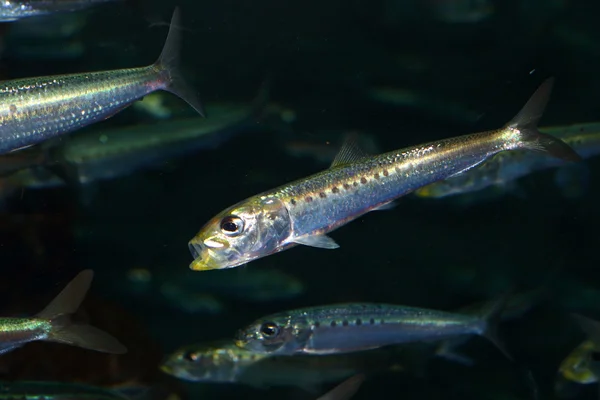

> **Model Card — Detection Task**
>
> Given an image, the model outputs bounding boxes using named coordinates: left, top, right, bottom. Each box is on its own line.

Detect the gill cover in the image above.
left=189, top=196, right=292, bottom=270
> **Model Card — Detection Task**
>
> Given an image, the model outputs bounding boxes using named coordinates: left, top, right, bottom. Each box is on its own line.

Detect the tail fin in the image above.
left=37, top=270, right=127, bottom=354
left=507, top=78, right=581, bottom=162
left=480, top=292, right=541, bottom=399
left=155, top=7, right=205, bottom=117
left=479, top=290, right=513, bottom=361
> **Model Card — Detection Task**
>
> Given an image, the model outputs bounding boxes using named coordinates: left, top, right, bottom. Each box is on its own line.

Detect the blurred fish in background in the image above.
left=0, top=0, right=120, bottom=22
left=0, top=86, right=293, bottom=204
left=556, top=315, right=600, bottom=398
left=426, top=0, right=494, bottom=23
left=162, top=340, right=396, bottom=392
left=114, top=267, right=305, bottom=315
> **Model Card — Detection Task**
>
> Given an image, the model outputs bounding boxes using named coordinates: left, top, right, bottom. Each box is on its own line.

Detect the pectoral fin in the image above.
left=292, top=235, right=339, bottom=249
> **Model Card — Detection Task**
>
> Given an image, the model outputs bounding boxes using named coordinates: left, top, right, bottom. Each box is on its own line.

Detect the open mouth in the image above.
left=188, top=241, right=203, bottom=260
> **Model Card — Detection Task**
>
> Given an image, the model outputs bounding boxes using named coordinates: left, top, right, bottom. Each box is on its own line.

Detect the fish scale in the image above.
left=269, top=128, right=519, bottom=238
left=0, top=68, right=162, bottom=153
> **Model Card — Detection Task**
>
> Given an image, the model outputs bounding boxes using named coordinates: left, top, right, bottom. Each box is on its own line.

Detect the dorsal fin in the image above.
left=330, top=132, right=369, bottom=168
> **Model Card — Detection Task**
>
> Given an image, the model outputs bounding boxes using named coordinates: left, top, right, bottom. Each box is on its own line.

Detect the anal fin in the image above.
left=292, top=235, right=339, bottom=249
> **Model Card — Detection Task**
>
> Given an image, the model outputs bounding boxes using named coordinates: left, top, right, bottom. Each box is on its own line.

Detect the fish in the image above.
left=558, top=339, right=598, bottom=386
left=116, top=267, right=303, bottom=314
left=159, top=283, right=225, bottom=314
left=427, top=0, right=494, bottom=23
left=0, top=269, right=126, bottom=355
left=40, top=84, right=272, bottom=186
left=415, top=122, right=600, bottom=199
left=558, top=314, right=600, bottom=385
left=0, top=0, right=119, bottom=22
left=0, top=381, right=129, bottom=400
left=162, top=268, right=304, bottom=303
left=188, top=78, right=580, bottom=271
left=367, top=86, right=482, bottom=124
left=0, top=147, right=47, bottom=177
left=0, top=7, right=203, bottom=154
left=0, top=94, right=279, bottom=203
left=316, top=374, right=365, bottom=400
left=161, top=340, right=397, bottom=391
left=234, top=298, right=510, bottom=358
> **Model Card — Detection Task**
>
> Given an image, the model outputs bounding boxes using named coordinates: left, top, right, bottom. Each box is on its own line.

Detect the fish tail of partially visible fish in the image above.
left=36, top=270, right=127, bottom=354
left=153, top=7, right=205, bottom=117
left=477, top=290, right=513, bottom=361
left=480, top=291, right=541, bottom=400
left=506, top=78, right=581, bottom=163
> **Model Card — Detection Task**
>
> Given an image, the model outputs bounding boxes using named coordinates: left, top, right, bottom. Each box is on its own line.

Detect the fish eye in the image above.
left=220, top=216, right=244, bottom=236
left=183, top=351, right=200, bottom=362
left=259, top=322, right=279, bottom=338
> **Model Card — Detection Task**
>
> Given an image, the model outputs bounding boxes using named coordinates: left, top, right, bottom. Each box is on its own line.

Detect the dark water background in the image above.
left=0, top=0, right=600, bottom=399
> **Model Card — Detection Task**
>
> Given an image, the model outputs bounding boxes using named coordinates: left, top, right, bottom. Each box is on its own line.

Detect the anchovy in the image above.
left=188, top=79, right=580, bottom=271
left=0, top=8, right=203, bottom=154
left=234, top=301, right=509, bottom=357
left=0, top=269, right=126, bottom=355
left=0, top=0, right=118, bottom=21
left=415, top=122, right=600, bottom=198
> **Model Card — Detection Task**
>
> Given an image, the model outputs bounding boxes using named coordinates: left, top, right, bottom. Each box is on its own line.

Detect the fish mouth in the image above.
left=189, top=257, right=220, bottom=271
left=159, top=362, right=173, bottom=375
left=188, top=241, right=201, bottom=259
left=234, top=339, right=247, bottom=348
left=188, top=241, right=220, bottom=271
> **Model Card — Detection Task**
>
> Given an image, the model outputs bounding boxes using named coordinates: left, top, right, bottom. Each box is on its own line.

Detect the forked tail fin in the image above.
left=37, top=270, right=127, bottom=354
left=155, top=7, right=205, bottom=117
left=507, top=78, right=581, bottom=162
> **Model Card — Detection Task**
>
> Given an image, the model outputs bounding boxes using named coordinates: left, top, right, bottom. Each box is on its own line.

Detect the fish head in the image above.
left=558, top=340, right=599, bottom=385
left=161, top=343, right=242, bottom=382
left=235, top=314, right=309, bottom=355
left=188, top=196, right=292, bottom=271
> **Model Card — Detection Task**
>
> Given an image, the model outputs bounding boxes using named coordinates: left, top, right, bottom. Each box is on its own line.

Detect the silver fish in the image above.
left=188, top=78, right=579, bottom=271
left=0, top=8, right=203, bottom=154
left=162, top=340, right=393, bottom=391
left=415, top=122, right=600, bottom=199
left=235, top=300, right=509, bottom=358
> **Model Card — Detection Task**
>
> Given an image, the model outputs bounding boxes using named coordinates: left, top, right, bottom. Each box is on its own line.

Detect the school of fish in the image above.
left=0, top=2, right=598, bottom=400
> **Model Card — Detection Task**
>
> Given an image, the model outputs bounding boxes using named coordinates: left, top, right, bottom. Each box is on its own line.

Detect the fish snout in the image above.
left=188, top=241, right=221, bottom=271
